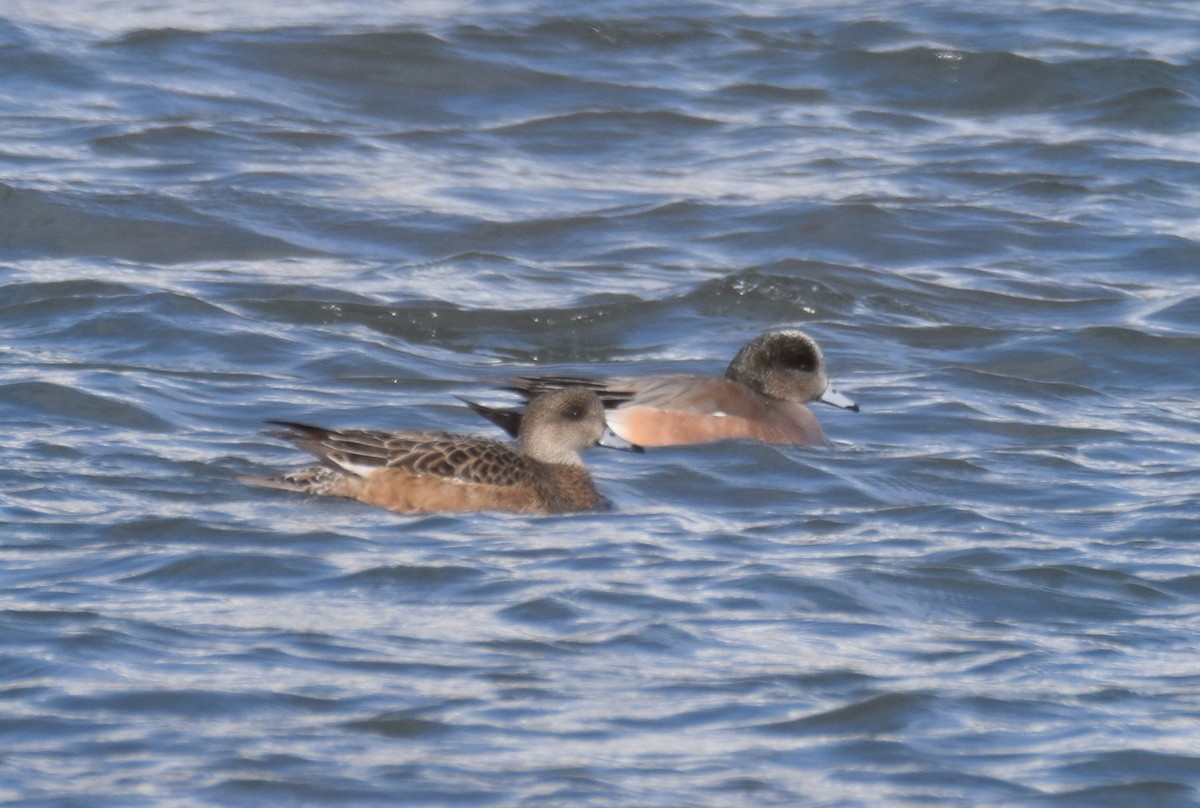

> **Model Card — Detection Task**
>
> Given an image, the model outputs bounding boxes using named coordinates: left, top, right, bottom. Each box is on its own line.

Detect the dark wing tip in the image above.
left=502, top=376, right=635, bottom=410
left=261, top=420, right=331, bottom=443
left=457, top=397, right=523, bottom=439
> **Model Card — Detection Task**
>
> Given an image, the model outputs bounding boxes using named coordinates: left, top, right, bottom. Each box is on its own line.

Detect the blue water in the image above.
left=3, top=1, right=1200, bottom=805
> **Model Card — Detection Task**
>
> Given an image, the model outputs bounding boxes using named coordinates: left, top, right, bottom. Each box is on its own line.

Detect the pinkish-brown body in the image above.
left=277, top=453, right=601, bottom=514
left=603, top=377, right=829, bottom=446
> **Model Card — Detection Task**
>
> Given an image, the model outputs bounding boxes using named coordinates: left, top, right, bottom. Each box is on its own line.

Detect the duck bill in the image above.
left=818, top=385, right=860, bottom=412
left=597, top=426, right=644, bottom=453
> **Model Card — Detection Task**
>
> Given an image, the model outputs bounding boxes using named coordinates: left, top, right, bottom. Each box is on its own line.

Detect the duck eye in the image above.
left=781, top=345, right=817, bottom=372
left=564, top=405, right=585, bottom=420
left=789, top=355, right=815, bottom=372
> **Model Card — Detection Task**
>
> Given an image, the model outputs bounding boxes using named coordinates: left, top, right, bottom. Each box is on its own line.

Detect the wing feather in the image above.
left=268, top=422, right=533, bottom=486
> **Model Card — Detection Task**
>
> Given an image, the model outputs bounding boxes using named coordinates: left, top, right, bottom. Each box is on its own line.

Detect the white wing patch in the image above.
left=329, top=455, right=379, bottom=478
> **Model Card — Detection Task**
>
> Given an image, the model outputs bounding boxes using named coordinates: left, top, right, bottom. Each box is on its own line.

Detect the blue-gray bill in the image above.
left=818, top=385, right=859, bottom=413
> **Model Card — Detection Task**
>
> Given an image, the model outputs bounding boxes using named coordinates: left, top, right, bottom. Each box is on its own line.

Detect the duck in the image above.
left=242, top=387, right=638, bottom=514
left=462, top=329, right=857, bottom=447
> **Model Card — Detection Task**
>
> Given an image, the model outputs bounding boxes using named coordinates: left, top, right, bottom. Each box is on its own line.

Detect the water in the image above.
left=3, top=1, right=1200, bottom=805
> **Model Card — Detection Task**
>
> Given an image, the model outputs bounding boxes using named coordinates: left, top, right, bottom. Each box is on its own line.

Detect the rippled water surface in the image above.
left=3, top=1, right=1200, bottom=805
